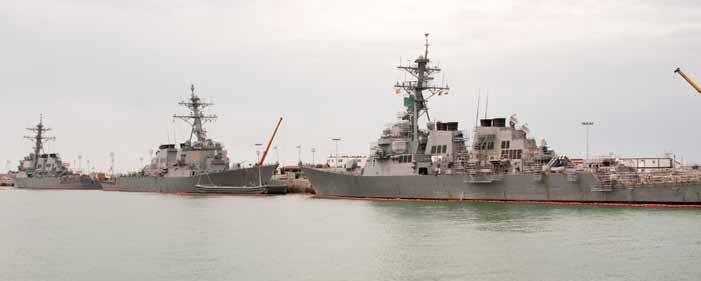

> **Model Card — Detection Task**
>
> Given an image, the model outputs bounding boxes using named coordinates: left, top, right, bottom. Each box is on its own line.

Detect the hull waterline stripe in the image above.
left=312, top=195, right=701, bottom=208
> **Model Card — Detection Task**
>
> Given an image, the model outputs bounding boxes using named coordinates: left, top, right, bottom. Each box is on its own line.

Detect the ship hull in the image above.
left=105, top=165, right=278, bottom=193
left=15, top=176, right=102, bottom=190
left=303, top=168, right=701, bottom=204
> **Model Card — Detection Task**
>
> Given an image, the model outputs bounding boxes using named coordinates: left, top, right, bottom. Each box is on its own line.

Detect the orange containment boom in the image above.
left=674, top=67, right=701, bottom=94
left=259, top=117, right=283, bottom=166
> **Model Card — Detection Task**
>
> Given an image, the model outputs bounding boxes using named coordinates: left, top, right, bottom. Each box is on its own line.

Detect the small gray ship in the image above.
left=104, top=85, right=282, bottom=194
left=304, top=35, right=701, bottom=205
left=15, top=116, right=101, bottom=190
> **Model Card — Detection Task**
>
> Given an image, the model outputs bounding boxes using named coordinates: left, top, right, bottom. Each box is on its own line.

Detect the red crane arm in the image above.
left=259, top=117, right=283, bottom=166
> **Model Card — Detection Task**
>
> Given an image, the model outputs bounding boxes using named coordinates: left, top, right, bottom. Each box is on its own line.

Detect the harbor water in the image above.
left=1, top=190, right=700, bottom=281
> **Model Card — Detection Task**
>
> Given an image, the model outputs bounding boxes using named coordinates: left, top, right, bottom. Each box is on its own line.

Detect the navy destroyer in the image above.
left=304, top=35, right=701, bottom=205
left=15, top=115, right=101, bottom=190
left=104, top=85, right=283, bottom=194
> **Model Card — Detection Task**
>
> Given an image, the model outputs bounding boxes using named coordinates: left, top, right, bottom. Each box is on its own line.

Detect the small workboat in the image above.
left=194, top=184, right=287, bottom=194
left=192, top=117, right=288, bottom=195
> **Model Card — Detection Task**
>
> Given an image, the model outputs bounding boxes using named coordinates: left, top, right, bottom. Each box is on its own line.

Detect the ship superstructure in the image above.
left=363, top=35, right=552, bottom=178
left=143, top=85, right=230, bottom=177
left=17, top=115, right=67, bottom=177
left=364, top=34, right=454, bottom=176
left=469, top=116, right=555, bottom=174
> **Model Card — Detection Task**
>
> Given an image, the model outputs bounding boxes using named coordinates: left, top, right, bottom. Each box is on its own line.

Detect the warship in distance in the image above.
left=15, top=115, right=101, bottom=190
left=303, top=35, right=701, bottom=205
left=105, top=85, right=281, bottom=194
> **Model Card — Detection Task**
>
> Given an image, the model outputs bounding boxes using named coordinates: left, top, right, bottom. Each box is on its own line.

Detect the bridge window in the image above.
left=431, top=145, right=448, bottom=154
left=397, top=155, right=414, bottom=163
left=477, top=135, right=496, bottom=151
left=501, top=149, right=523, bottom=159
left=501, top=140, right=510, bottom=149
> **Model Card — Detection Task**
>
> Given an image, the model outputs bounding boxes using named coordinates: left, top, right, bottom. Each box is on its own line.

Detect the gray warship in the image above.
left=304, top=35, right=701, bottom=205
left=104, top=85, right=282, bottom=194
left=15, top=115, right=101, bottom=190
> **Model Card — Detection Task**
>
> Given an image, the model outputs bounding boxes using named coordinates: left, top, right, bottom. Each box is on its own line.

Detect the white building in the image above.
left=326, top=155, right=367, bottom=169
left=618, top=157, right=675, bottom=173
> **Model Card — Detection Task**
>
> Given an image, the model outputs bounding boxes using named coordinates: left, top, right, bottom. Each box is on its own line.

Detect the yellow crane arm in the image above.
left=674, top=67, right=701, bottom=94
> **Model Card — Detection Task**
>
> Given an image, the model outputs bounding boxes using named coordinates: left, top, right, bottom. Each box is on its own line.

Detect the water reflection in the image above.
left=365, top=200, right=641, bottom=234
left=357, top=199, right=701, bottom=281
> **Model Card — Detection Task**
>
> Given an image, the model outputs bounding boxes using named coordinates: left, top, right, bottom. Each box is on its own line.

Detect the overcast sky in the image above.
left=2, top=0, right=700, bottom=173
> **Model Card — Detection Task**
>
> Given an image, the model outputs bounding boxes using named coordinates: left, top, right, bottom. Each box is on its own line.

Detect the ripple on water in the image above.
left=1, top=191, right=701, bottom=281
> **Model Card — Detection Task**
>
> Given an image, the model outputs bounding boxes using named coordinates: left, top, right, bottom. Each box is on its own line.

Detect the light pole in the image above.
left=255, top=143, right=263, bottom=187
left=332, top=138, right=341, bottom=168
left=581, top=122, right=594, bottom=163
left=274, top=146, right=279, bottom=164
left=311, top=147, right=316, bottom=165
left=110, top=152, right=115, bottom=176
left=296, top=145, right=302, bottom=165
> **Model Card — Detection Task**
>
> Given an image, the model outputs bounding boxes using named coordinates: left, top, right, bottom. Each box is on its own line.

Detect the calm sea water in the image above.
left=1, top=189, right=700, bottom=281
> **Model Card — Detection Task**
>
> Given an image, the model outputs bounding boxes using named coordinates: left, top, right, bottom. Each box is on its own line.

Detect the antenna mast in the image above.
left=24, top=114, right=56, bottom=169
left=394, top=34, right=450, bottom=154
left=173, top=84, right=218, bottom=143
left=484, top=90, right=489, bottom=119
left=475, top=89, right=481, bottom=128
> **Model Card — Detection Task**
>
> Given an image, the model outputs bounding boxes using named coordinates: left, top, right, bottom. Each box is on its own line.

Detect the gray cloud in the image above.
left=2, top=0, right=700, bottom=173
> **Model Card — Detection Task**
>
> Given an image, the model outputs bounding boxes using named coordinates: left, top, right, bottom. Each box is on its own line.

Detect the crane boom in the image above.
left=259, top=117, right=283, bottom=166
left=674, top=67, right=701, bottom=94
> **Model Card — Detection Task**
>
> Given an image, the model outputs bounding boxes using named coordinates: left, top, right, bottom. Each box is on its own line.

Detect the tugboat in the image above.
left=15, top=115, right=101, bottom=190
left=304, top=35, right=701, bottom=205
left=104, top=85, right=283, bottom=194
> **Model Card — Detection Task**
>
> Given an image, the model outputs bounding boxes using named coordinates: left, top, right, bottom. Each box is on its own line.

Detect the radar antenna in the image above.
left=173, top=84, right=218, bottom=143
left=509, top=114, right=519, bottom=128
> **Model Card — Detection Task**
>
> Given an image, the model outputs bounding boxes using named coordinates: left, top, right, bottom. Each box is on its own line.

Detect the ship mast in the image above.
left=173, top=84, right=217, bottom=143
left=394, top=34, right=450, bottom=154
left=24, top=114, right=55, bottom=169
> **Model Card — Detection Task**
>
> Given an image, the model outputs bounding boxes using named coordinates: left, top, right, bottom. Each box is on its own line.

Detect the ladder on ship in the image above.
left=591, top=170, right=614, bottom=192
left=454, top=152, right=468, bottom=173
left=566, top=170, right=578, bottom=182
